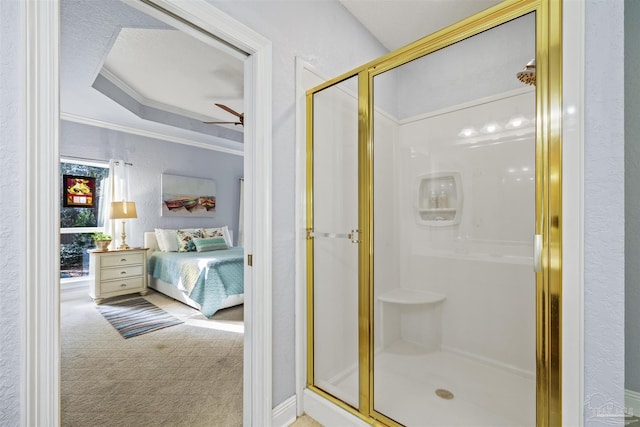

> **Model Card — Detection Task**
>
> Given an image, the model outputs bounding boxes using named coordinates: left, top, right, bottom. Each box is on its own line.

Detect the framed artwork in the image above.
left=63, top=175, right=96, bottom=208
left=161, top=173, right=216, bottom=217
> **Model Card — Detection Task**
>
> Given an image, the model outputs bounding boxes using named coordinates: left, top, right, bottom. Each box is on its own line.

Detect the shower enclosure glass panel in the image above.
left=311, top=76, right=359, bottom=408
left=372, top=14, right=536, bottom=426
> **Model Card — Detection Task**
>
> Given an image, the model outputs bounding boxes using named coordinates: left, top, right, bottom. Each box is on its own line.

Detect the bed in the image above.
left=144, top=231, right=244, bottom=317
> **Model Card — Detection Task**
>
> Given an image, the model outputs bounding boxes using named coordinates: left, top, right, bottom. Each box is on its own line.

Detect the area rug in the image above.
left=96, top=297, right=184, bottom=339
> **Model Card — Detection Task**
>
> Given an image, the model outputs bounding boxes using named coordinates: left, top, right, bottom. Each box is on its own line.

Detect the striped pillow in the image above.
left=201, top=226, right=232, bottom=247
left=192, top=237, right=229, bottom=252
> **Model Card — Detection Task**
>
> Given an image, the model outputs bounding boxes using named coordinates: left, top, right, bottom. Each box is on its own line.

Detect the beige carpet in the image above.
left=61, top=289, right=243, bottom=427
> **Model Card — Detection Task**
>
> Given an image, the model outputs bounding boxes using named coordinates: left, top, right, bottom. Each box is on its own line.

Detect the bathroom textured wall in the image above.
left=60, top=120, right=244, bottom=248
left=0, top=0, right=23, bottom=424
left=584, top=0, right=625, bottom=421
left=208, top=0, right=388, bottom=405
left=626, top=0, right=640, bottom=395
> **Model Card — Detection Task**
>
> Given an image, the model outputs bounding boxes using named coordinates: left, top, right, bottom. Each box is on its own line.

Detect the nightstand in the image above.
left=88, top=248, right=148, bottom=304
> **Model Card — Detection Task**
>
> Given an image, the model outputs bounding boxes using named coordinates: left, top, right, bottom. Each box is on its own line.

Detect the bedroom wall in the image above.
left=60, top=120, right=244, bottom=248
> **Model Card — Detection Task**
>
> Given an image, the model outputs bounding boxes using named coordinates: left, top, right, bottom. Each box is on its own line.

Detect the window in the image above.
left=60, top=159, right=109, bottom=280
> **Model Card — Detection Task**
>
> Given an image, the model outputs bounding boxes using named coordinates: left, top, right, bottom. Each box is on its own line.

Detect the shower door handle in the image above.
left=310, top=231, right=350, bottom=239
left=533, top=234, right=543, bottom=272
left=308, top=229, right=360, bottom=244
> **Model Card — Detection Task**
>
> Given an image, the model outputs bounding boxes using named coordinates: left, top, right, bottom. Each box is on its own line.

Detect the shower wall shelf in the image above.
left=416, top=172, right=462, bottom=226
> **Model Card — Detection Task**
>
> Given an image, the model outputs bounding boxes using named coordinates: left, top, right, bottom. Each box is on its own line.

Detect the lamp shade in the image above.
left=109, top=201, right=137, bottom=219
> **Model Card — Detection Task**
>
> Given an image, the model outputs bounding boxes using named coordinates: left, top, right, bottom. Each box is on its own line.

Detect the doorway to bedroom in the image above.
left=59, top=0, right=248, bottom=424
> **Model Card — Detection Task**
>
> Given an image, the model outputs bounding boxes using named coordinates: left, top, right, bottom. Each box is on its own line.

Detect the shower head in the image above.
left=516, top=59, right=536, bottom=86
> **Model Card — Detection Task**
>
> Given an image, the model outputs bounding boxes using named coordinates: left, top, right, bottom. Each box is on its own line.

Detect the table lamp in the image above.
left=109, top=201, right=137, bottom=250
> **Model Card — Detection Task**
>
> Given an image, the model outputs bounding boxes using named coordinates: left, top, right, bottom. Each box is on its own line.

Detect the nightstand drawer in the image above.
left=100, top=265, right=144, bottom=281
left=101, top=277, right=144, bottom=294
left=100, top=253, right=145, bottom=268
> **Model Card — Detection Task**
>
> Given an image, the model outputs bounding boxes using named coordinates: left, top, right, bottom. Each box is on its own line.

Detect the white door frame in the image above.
left=21, top=1, right=273, bottom=426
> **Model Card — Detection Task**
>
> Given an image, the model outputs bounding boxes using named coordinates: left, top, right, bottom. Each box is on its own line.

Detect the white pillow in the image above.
left=155, top=228, right=178, bottom=252
left=201, top=226, right=232, bottom=247
left=155, top=228, right=197, bottom=252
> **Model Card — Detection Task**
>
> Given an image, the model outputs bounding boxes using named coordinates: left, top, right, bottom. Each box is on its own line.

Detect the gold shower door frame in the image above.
left=306, top=0, right=562, bottom=425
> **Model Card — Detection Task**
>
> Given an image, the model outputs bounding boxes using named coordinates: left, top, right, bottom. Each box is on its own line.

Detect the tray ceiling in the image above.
left=102, top=28, right=244, bottom=123
left=61, top=0, right=245, bottom=152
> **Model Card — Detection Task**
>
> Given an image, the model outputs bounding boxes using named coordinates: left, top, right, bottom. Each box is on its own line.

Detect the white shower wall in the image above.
left=391, top=89, right=537, bottom=376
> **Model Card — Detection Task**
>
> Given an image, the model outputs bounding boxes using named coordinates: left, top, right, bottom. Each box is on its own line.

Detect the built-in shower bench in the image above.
left=378, top=289, right=446, bottom=352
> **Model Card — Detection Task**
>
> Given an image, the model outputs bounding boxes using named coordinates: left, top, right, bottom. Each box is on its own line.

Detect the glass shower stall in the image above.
left=306, top=1, right=562, bottom=426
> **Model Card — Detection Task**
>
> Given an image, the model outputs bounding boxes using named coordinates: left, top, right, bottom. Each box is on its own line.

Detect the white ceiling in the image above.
left=340, top=0, right=503, bottom=51
left=103, top=28, right=244, bottom=123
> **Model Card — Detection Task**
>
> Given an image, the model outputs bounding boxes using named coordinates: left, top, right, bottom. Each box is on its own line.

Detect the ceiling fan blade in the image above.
left=215, top=103, right=243, bottom=118
left=203, top=121, right=243, bottom=125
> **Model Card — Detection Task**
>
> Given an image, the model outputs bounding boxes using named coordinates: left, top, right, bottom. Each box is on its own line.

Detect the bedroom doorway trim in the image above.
left=21, top=1, right=273, bottom=426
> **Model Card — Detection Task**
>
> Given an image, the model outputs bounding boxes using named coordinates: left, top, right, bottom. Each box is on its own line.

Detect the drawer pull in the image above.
left=120, top=271, right=127, bottom=275
left=120, top=283, right=127, bottom=287
left=121, top=258, right=127, bottom=262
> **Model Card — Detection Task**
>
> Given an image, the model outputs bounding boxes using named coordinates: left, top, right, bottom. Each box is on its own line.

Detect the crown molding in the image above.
left=60, top=112, right=244, bottom=156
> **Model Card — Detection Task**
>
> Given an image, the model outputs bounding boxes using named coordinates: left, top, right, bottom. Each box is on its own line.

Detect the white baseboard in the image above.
left=303, top=388, right=370, bottom=427
left=626, top=389, right=640, bottom=416
left=272, top=395, right=297, bottom=427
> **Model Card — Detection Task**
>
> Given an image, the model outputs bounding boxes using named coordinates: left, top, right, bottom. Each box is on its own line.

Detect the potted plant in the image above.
left=91, top=232, right=112, bottom=251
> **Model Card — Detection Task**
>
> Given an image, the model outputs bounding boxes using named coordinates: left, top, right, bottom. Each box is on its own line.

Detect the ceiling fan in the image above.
left=204, top=103, right=244, bottom=126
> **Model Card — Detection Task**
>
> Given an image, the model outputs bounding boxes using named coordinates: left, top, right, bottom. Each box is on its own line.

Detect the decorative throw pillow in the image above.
left=176, top=229, right=203, bottom=252
left=192, top=237, right=229, bottom=252
left=201, top=226, right=232, bottom=247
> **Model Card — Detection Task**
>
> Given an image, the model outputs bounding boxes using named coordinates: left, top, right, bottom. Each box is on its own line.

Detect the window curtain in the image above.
left=98, top=159, right=131, bottom=237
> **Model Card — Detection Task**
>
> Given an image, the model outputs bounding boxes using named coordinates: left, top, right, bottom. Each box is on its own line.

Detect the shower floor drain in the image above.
left=435, top=388, right=454, bottom=400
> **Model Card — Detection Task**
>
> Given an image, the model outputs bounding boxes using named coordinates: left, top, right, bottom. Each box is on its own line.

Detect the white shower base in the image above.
left=329, top=340, right=535, bottom=427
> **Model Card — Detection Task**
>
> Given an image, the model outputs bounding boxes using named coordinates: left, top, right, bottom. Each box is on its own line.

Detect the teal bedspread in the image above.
left=147, top=247, right=244, bottom=317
